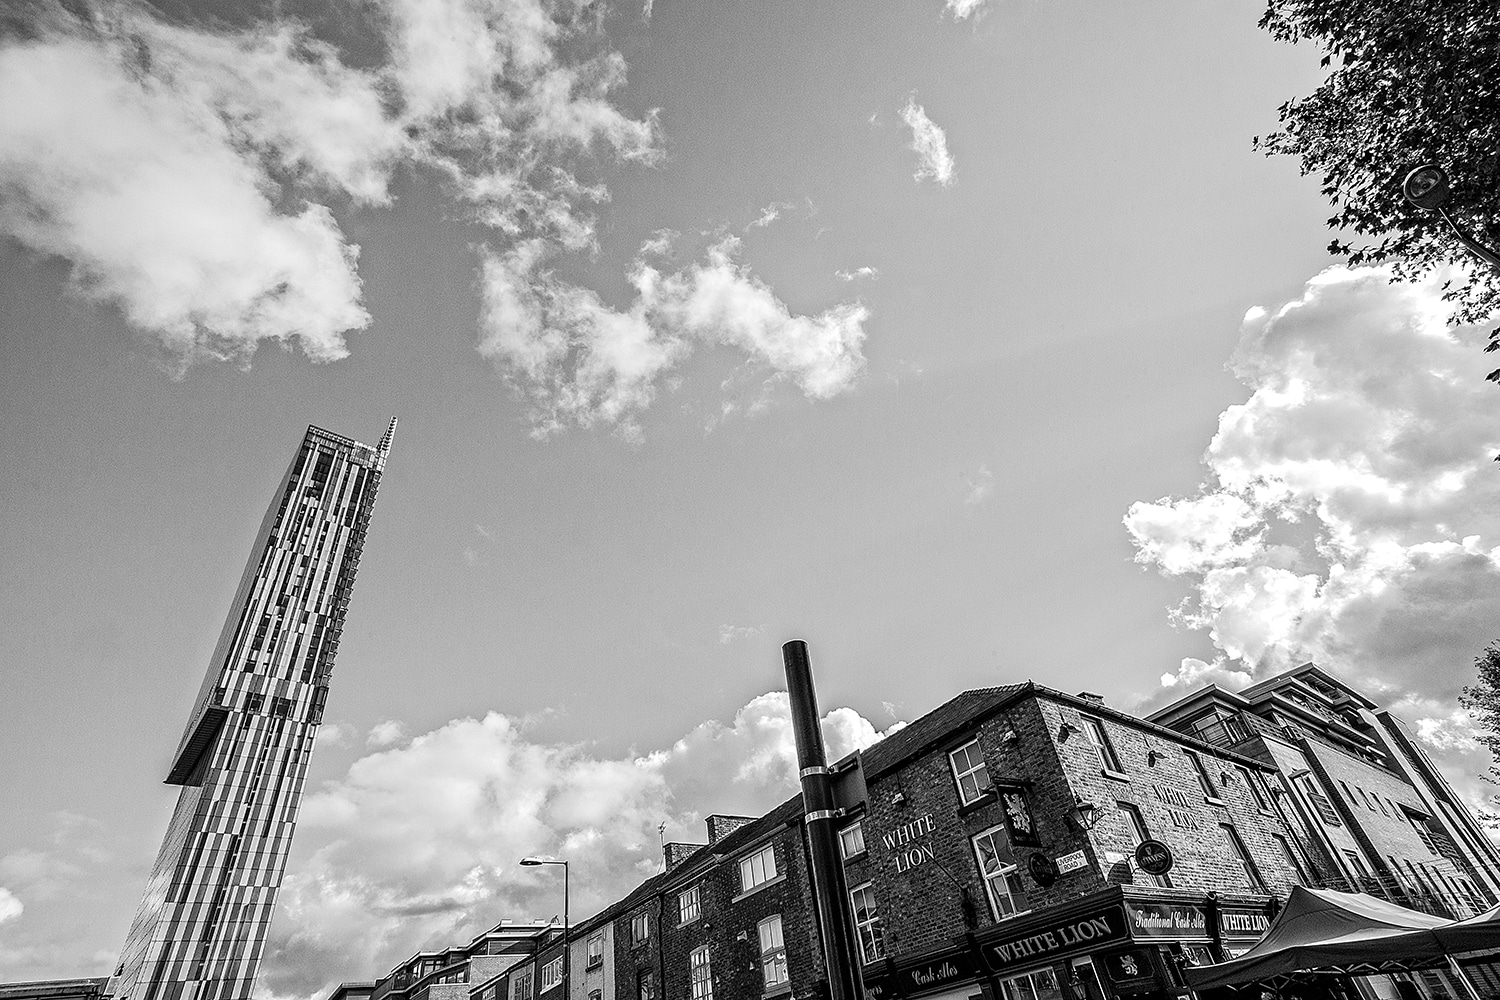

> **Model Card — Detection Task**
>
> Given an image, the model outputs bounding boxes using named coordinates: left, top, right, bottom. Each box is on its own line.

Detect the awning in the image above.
left=1185, top=887, right=1452, bottom=990
left=1434, top=903, right=1500, bottom=954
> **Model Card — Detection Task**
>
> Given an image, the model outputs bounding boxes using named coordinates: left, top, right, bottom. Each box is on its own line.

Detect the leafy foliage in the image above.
left=1257, top=1, right=1500, bottom=326
left=1462, top=643, right=1500, bottom=780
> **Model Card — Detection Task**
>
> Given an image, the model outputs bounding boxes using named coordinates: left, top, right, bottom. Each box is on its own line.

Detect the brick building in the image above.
left=325, top=667, right=1489, bottom=1000
left=1149, top=664, right=1500, bottom=919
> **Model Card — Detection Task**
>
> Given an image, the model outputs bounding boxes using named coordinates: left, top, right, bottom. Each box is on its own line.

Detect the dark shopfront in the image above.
left=863, top=887, right=1277, bottom=1000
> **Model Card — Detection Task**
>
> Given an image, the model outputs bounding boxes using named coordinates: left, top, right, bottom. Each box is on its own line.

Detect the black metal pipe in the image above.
left=783, top=640, right=865, bottom=1000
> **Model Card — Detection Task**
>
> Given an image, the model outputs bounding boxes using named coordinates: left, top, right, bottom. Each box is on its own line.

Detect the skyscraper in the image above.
left=112, top=420, right=396, bottom=1000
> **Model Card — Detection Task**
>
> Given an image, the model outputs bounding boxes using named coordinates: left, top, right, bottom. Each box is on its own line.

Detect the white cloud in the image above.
left=899, top=96, right=956, bottom=187
left=478, top=237, right=869, bottom=439
left=0, top=888, right=22, bottom=924
left=1124, top=265, right=1500, bottom=796
left=0, top=0, right=658, bottom=369
left=747, top=202, right=792, bottom=230
left=314, top=722, right=357, bottom=748
left=945, top=0, right=993, bottom=19
left=964, top=464, right=994, bottom=506
left=835, top=266, right=879, bottom=282
left=366, top=720, right=408, bottom=748
left=718, top=624, right=763, bottom=644
left=261, top=693, right=896, bottom=1000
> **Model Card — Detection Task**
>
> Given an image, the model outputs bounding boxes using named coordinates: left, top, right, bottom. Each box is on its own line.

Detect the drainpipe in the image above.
left=783, top=640, right=865, bottom=1000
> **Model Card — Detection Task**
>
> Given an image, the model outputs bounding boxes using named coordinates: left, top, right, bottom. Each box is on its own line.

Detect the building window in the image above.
left=678, top=884, right=701, bottom=924
left=1271, top=833, right=1309, bottom=884
left=689, top=946, right=713, bottom=1000
left=972, top=825, right=1027, bottom=920
left=1081, top=716, right=1122, bottom=773
left=758, top=914, right=790, bottom=988
left=541, top=958, right=563, bottom=993
left=513, top=969, right=533, bottom=1000
left=1296, top=774, right=1342, bottom=826
left=586, top=933, right=603, bottom=969
left=1239, top=766, right=1270, bottom=811
left=949, top=738, right=992, bottom=805
left=740, top=844, right=778, bottom=892
left=1185, top=750, right=1221, bottom=801
left=849, top=882, right=885, bottom=964
left=1219, top=824, right=1266, bottom=892
left=636, top=971, right=654, bottom=1000
left=1117, top=802, right=1170, bottom=888
left=589, top=992, right=601, bottom=1000
left=998, top=967, right=1061, bottom=1000
left=630, top=911, right=649, bottom=945
left=839, top=821, right=866, bottom=860
left=1339, top=780, right=1358, bottom=806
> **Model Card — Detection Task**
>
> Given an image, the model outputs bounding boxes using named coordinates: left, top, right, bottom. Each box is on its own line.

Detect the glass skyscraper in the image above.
left=112, top=420, right=395, bottom=1000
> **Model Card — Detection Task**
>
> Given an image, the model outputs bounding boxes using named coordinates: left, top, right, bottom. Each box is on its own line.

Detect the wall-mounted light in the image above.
left=891, top=790, right=907, bottom=807
left=1147, top=749, right=1164, bottom=766
left=1068, top=797, right=1104, bottom=831
left=1058, top=721, right=1078, bottom=740
left=1000, top=729, right=1019, bottom=745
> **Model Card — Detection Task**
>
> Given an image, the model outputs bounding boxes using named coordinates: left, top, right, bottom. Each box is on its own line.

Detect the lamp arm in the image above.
left=1437, top=206, right=1500, bottom=270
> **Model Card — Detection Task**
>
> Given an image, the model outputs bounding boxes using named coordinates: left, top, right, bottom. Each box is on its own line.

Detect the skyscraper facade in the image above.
left=112, top=421, right=396, bottom=1000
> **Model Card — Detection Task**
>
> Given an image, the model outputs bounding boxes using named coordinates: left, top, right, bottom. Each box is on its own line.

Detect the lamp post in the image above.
left=521, top=857, right=569, bottom=1000
left=1401, top=164, right=1500, bottom=270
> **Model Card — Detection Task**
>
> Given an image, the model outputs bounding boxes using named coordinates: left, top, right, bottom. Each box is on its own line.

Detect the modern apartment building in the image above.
left=111, top=420, right=396, bottom=1000
left=1150, top=663, right=1500, bottom=920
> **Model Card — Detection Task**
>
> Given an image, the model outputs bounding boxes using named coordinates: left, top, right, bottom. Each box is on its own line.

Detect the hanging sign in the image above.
left=1134, top=839, right=1174, bottom=876
left=1027, top=853, right=1059, bottom=887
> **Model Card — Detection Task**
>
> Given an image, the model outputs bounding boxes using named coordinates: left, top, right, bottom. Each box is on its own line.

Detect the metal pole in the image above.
left=1445, top=955, right=1483, bottom=1000
left=563, top=861, right=571, bottom=1000
left=783, top=640, right=865, bottom=1000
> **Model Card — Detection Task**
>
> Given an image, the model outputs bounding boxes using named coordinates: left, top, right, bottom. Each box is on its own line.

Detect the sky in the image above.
left=2, top=0, right=1498, bottom=996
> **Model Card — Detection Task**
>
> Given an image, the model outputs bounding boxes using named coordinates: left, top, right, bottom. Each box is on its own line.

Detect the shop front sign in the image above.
left=1218, top=908, right=1272, bottom=939
left=1101, top=948, right=1158, bottom=992
left=1123, top=901, right=1208, bottom=940
left=895, top=949, right=983, bottom=996
left=978, top=905, right=1129, bottom=972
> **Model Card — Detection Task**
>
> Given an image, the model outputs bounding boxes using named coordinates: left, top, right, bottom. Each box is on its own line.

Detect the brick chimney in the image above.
left=705, top=815, right=756, bottom=844
left=1077, top=691, right=1106, bottom=705
left=663, top=842, right=705, bottom=871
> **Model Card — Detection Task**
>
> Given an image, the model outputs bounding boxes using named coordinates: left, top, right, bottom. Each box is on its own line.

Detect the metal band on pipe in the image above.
left=800, top=766, right=829, bottom=778
left=805, top=809, right=840, bottom=823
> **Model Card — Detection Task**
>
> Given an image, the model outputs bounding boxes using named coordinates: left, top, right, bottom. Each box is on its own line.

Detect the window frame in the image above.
left=838, top=821, right=866, bottom=861
left=630, top=911, right=649, bottom=946
left=948, top=738, right=993, bottom=805
left=586, top=932, right=603, bottom=969
left=739, top=843, right=778, bottom=894
left=636, top=970, right=654, bottom=1000
left=1219, top=823, right=1267, bottom=893
left=849, top=881, right=886, bottom=964
left=541, top=958, right=563, bottom=993
left=1271, top=833, right=1309, bottom=884
left=1081, top=716, right=1124, bottom=776
left=1184, top=750, right=1223, bottom=803
left=513, top=968, right=534, bottom=1000
left=1116, top=801, right=1171, bottom=888
left=757, top=914, right=790, bottom=990
left=971, top=824, right=1027, bottom=921
left=1239, top=766, right=1270, bottom=812
left=689, top=945, right=713, bottom=1000
left=678, top=884, right=702, bottom=925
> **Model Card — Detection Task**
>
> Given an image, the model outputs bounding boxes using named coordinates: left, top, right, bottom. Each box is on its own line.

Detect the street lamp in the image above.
left=520, top=857, right=569, bottom=1000
left=1401, top=164, right=1500, bottom=270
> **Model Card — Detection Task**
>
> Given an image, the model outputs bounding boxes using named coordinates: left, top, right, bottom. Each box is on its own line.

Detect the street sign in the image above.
left=1056, top=850, right=1088, bottom=874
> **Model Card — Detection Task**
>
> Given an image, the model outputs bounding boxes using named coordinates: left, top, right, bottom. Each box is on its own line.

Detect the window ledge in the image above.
left=1100, top=768, right=1130, bottom=783
left=957, top=791, right=998, bottom=817
left=1204, top=796, right=1227, bottom=807
left=763, top=984, right=792, bottom=998
left=841, top=849, right=868, bottom=864
left=732, top=872, right=786, bottom=903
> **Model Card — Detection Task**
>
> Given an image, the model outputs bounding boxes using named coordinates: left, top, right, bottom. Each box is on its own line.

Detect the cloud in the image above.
left=315, top=722, right=357, bottom=748
left=899, top=95, right=956, bottom=187
left=746, top=202, right=792, bottom=230
left=945, top=0, right=993, bottom=19
left=478, top=237, right=869, bottom=439
left=0, top=0, right=657, bottom=368
left=718, top=624, right=763, bottom=644
left=835, top=266, right=879, bottom=282
left=260, top=693, right=896, bottom=1000
left=366, top=720, right=408, bottom=748
left=0, top=888, right=21, bottom=924
left=1123, top=265, right=1500, bottom=798
left=964, top=464, right=994, bottom=506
